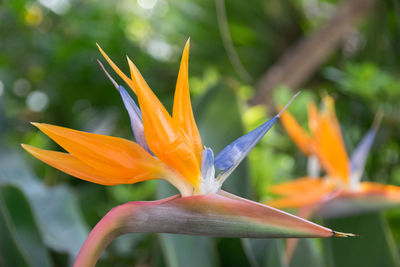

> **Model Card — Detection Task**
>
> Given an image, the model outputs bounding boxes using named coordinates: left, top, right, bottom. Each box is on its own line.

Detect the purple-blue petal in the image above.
left=350, top=129, right=377, bottom=176
left=118, top=85, right=152, bottom=154
left=214, top=116, right=278, bottom=171
left=97, top=59, right=152, bottom=154
left=350, top=112, right=382, bottom=183
left=214, top=92, right=300, bottom=179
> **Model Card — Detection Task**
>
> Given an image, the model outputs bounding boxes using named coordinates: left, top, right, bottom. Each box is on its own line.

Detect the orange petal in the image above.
left=360, top=182, right=400, bottom=201
left=270, top=177, right=326, bottom=196
left=97, top=44, right=136, bottom=94
left=322, top=96, right=342, bottom=137
left=279, top=108, right=313, bottom=155
left=31, top=123, right=164, bottom=178
left=312, top=99, right=350, bottom=183
left=126, top=57, right=201, bottom=186
left=21, top=145, right=158, bottom=185
left=268, top=179, right=334, bottom=209
left=172, top=39, right=203, bottom=164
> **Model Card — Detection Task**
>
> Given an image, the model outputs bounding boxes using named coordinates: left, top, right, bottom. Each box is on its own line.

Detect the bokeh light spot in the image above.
left=13, top=78, right=31, bottom=97
left=146, top=39, right=173, bottom=61
left=137, top=0, right=157, bottom=10
left=26, top=91, right=49, bottom=112
left=39, top=0, right=70, bottom=14
left=25, top=4, right=43, bottom=26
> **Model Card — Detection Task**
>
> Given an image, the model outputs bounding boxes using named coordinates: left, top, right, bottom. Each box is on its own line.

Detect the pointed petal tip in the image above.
left=126, top=56, right=139, bottom=72
left=21, top=143, right=38, bottom=155
left=31, top=122, right=51, bottom=132
left=277, top=91, right=301, bottom=118
left=30, top=122, right=41, bottom=128
left=20, top=143, right=29, bottom=150
left=372, top=109, right=383, bottom=130
left=21, top=144, right=34, bottom=157
left=95, top=43, right=104, bottom=54
left=333, top=231, right=357, bottom=238
left=97, top=59, right=119, bottom=90
left=97, top=44, right=136, bottom=94
left=126, top=56, right=136, bottom=69
left=21, top=144, right=43, bottom=158
left=185, top=38, right=190, bottom=48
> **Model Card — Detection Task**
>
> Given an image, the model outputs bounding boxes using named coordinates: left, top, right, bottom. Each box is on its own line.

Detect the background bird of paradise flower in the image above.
left=1, top=0, right=400, bottom=266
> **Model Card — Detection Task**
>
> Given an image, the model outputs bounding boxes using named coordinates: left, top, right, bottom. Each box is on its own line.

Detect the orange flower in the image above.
left=269, top=97, right=399, bottom=217
left=23, top=41, right=203, bottom=196
left=22, top=40, right=295, bottom=198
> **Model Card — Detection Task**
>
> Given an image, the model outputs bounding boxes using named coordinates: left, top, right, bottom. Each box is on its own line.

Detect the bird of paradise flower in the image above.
left=268, top=96, right=400, bottom=218
left=267, top=95, right=400, bottom=263
left=22, top=40, right=352, bottom=267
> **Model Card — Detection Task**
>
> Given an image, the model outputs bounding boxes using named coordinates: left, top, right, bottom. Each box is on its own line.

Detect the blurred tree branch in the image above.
left=249, top=0, right=376, bottom=106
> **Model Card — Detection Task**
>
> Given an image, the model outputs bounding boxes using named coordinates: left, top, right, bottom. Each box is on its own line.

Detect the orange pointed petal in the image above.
left=126, top=58, right=200, bottom=186
left=307, top=101, right=319, bottom=135
left=97, top=44, right=136, bottom=94
left=312, top=100, right=350, bottom=183
left=172, top=39, right=202, bottom=163
left=323, top=96, right=342, bottom=136
left=268, top=179, right=334, bottom=209
left=31, top=123, right=165, bottom=179
left=280, top=108, right=313, bottom=155
left=21, top=145, right=157, bottom=185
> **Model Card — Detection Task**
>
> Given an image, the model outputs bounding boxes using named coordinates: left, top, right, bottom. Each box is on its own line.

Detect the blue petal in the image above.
left=214, top=92, right=300, bottom=185
left=97, top=59, right=152, bottom=154
left=214, top=117, right=277, bottom=172
left=118, top=86, right=152, bottom=154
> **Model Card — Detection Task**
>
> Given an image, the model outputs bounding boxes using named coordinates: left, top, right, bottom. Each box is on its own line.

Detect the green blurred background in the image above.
left=1, top=0, right=400, bottom=266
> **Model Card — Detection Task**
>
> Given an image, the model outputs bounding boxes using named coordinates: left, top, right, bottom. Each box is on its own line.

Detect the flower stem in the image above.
left=74, top=196, right=179, bottom=267
left=73, top=205, right=126, bottom=267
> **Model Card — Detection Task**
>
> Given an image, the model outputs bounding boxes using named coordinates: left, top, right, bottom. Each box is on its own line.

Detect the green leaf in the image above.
left=0, top=148, right=88, bottom=262
left=290, top=239, right=324, bottom=267
left=323, top=213, right=400, bottom=267
left=0, top=185, right=52, bottom=267
left=241, top=238, right=285, bottom=267
left=218, top=238, right=252, bottom=267
left=158, top=234, right=218, bottom=267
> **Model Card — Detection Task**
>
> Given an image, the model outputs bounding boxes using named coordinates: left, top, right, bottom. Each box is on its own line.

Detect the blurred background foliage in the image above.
left=1, top=0, right=400, bottom=266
